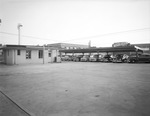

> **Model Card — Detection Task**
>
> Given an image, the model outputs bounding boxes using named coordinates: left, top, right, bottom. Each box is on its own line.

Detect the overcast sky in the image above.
left=0, top=0, right=150, bottom=47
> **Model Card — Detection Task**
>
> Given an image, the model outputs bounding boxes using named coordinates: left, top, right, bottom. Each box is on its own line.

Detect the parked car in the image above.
left=128, top=53, right=150, bottom=63
left=122, top=54, right=129, bottom=63
left=97, top=54, right=104, bottom=62
left=61, top=55, right=72, bottom=61
left=61, top=55, right=66, bottom=61
left=113, top=54, right=129, bottom=63
left=112, top=54, right=123, bottom=63
left=73, top=55, right=83, bottom=62
left=103, top=54, right=113, bottom=62
left=81, top=55, right=90, bottom=62
left=89, top=54, right=99, bottom=62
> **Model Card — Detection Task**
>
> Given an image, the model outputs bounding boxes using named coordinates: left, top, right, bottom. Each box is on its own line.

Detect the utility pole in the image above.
left=17, top=23, right=23, bottom=45
left=43, top=45, right=45, bottom=64
left=88, top=40, right=91, bottom=48
left=0, top=19, right=1, bottom=45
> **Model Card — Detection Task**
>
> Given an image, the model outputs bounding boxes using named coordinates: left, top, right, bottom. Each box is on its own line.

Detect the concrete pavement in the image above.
left=0, top=62, right=150, bottom=116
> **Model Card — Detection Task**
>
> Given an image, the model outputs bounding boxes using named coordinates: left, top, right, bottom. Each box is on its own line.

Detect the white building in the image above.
left=1, top=45, right=61, bottom=65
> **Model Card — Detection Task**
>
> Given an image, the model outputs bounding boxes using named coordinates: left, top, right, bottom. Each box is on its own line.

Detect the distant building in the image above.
left=0, top=45, right=61, bottom=65
left=47, top=43, right=89, bottom=56
left=131, top=43, right=150, bottom=53
left=112, top=42, right=150, bottom=54
left=88, top=40, right=91, bottom=48
left=47, top=43, right=89, bottom=50
left=112, top=42, right=130, bottom=47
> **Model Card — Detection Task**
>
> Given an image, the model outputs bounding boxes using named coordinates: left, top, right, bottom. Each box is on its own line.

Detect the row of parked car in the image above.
left=61, top=53, right=150, bottom=63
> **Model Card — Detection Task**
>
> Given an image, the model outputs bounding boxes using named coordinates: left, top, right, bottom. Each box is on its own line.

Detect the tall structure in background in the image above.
left=17, top=23, right=23, bottom=45
left=88, top=40, right=91, bottom=48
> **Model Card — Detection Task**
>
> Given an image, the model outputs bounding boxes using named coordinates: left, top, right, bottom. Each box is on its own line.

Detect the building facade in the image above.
left=1, top=45, right=61, bottom=65
left=47, top=43, right=89, bottom=56
left=112, top=42, right=150, bottom=55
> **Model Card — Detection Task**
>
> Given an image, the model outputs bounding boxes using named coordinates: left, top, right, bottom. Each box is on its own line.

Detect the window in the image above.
left=48, top=52, right=51, bottom=57
left=39, top=50, right=43, bottom=58
left=26, top=50, right=31, bottom=59
left=17, top=50, right=20, bottom=55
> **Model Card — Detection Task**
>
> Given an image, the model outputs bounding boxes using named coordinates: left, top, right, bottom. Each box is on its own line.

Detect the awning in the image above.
left=59, top=46, right=143, bottom=53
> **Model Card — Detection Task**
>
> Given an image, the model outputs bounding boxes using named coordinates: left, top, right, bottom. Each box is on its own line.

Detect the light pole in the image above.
left=43, top=45, right=45, bottom=64
left=17, top=23, right=23, bottom=45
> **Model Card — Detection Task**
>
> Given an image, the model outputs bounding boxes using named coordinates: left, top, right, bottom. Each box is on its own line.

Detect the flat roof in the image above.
left=59, top=46, right=143, bottom=53
left=0, top=45, right=46, bottom=50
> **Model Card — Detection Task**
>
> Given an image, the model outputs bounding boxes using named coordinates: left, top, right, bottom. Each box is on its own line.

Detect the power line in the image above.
left=0, top=32, right=59, bottom=42
left=1, top=27, right=150, bottom=43
left=60, top=27, right=150, bottom=42
left=0, top=36, right=17, bottom=40
left=0, top=32, right=17, bottom=36
left=22, top=35, right=59, bottom=42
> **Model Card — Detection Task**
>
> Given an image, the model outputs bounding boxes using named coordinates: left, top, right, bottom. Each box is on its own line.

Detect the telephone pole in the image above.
left=17, top=23, right=23, bottom=45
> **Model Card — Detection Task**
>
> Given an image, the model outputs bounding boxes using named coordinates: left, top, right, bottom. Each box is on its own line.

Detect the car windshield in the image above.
left=99, top=55, right=103, bottom=58
left=90, top=55, right=94, bottom=58
left=130, top=55, right=137, bottom=57
left=116, top=54, right=123, bottom=58
left=141, top=54, right=150, bottom=57
left=123, top=54, right=129, bottom=59
left=104, top=55, right=111, bottom=58
left=65, top=56, right=70, bottom=58
left=78, top=55, right=83, bottom=58
left=83, top=55, right=89, bottom=58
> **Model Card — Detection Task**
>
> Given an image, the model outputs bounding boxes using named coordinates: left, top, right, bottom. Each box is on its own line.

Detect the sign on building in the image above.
left=112, top=42, right=130, bottom=47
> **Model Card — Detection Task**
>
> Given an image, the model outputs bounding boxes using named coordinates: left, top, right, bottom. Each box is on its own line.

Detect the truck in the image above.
left=128, top=53, right=150, bottom=63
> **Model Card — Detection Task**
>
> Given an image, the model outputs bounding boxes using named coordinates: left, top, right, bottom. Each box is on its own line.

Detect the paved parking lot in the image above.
left=0, top=62, right=150, bottom=116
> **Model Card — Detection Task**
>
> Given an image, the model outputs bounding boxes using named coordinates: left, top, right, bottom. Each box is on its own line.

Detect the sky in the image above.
left=0, top=0, right=150, bottom=47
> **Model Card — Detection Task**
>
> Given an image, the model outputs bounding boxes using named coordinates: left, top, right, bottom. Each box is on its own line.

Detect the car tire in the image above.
left=132, top=59, right=136, bottom=63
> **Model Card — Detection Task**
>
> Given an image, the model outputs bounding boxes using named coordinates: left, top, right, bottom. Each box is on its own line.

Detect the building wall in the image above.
left=5, top=50, right=14, bottom=65
left=51, top=50, right=61, bottom=63
left=17, top=50, right=52, bottom=64
left=4, top=49, right=53, bottom=65
left=15, top=50, right=42, bottom=64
